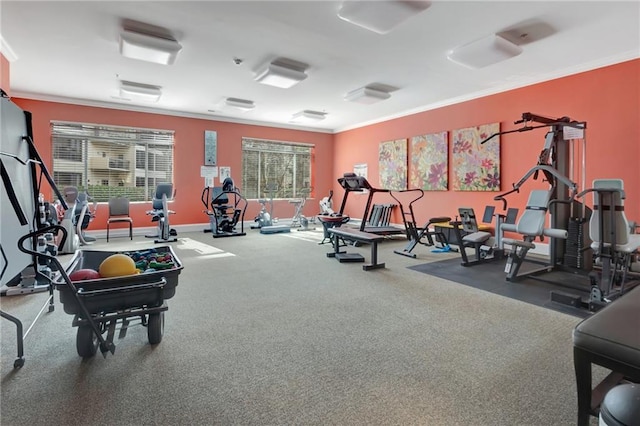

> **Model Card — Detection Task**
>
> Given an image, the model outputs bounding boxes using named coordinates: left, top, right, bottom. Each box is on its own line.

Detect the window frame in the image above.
left=241, top=137, right=314, bottom=200
left=50, top=121, right=175, bottom=203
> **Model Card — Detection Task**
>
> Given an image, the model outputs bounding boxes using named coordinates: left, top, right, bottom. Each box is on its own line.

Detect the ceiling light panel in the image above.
left=119, top=29, right=182, bottom=65
left=119, top=81, right=162, bottom=102
left=225, top=97, right=255, bottom=111
left=290, top=110, right=327, bottom=123
left=447, top=34, right=523, bottom=69
left=337, top=0, right=431, bottom=34
left=255, top=61, right=308, bottom=88
left=344, top=86, right=391, bottom=104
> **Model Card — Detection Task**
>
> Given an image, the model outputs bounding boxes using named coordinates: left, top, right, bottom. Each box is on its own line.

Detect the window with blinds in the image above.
left=241, top=138, right=314, bottom=199
left=51, top=122, right=174, bottom=202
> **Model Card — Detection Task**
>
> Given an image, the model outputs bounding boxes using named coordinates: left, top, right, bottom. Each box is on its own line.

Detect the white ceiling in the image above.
left=1, top=1, right=639, bottom=133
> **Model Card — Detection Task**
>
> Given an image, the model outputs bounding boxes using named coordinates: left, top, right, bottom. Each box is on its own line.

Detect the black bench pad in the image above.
left=573, top=287, right=640, bottom=369
left=327, top=227, right=385, bottom=270
left=572, top=286, right=640, bottom=425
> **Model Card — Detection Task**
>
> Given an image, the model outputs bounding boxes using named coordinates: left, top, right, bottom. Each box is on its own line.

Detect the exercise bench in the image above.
left=572, top=286, right=640, bottom=425
left=326, top=227, right=385, bottom=270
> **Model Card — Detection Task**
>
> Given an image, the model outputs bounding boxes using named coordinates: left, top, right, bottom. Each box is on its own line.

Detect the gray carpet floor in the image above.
left=1, top=229, right=601, bottom=425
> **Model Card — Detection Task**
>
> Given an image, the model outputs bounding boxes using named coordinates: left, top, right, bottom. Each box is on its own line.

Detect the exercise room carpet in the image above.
left=408, top=256, right=592, bottom=318
left=1, top=230, right=601, bottom=425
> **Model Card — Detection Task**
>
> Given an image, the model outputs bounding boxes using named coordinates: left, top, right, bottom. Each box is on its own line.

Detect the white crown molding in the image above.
left=335, top=51, right=640, bottom=133
left=9, top=91, right=334, bottom=134
left=0, top=35, right=18, bottom=62
left=10, top=50, right=638, bottom=135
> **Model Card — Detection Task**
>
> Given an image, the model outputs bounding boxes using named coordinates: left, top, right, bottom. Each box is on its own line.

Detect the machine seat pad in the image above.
left=462, top=231, right=492, bottom=244
left=573, top=286, right=640, bottom=369
left=502, top=238, right=536, bottom=249
left=591, top=234, right=640, bottom=254
left=428, top=216, right=452, bottom=225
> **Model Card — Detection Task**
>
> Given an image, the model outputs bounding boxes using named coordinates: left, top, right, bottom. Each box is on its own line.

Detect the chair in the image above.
left=106, top=196, right=133, bottom=242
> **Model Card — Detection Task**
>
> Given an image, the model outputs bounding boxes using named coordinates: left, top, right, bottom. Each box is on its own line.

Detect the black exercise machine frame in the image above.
left=389, top=188, right=452, bottom=258
left=336, top=173, right=403, bottom=236
left=0, top=92, right=70, bottom=367
left=483, top=112, right=586, bottom=272
left=201, top=182, right=248, bottom=238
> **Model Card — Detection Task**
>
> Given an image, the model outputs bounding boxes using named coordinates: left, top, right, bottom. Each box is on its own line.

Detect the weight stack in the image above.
left=564, top=217, right=591, bottom=270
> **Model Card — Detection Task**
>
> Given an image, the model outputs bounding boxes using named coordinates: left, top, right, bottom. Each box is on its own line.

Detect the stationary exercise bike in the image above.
left=57, top=187, right=97, bottom=253
left=252, top=183, right=277, bottom=229
left=290, top=187, right=314, bottom=231
left=146, top=183, right=177, bottom=243
left=317, top=190, right=350, bottom=245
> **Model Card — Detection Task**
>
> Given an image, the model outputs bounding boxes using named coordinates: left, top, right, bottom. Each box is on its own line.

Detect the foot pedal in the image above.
left=550, top=291, right=582, bottom=308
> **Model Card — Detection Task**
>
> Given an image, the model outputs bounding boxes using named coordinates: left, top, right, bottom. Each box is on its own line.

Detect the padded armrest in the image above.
left=501, top=223, right=517, bottom=233
left=573, top=286, right=640, bottom=369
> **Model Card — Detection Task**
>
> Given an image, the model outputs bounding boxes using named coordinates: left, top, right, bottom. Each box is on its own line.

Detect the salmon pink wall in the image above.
left=1, top=53, right=9, bottom=95
left=10, top=59, right=639, bottom=235
left=333, top=59, right=640, bottom=227
left=12, top=99, right=334, bottom=231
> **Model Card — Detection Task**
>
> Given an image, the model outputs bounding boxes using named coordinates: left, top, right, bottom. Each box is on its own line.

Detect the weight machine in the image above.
left=451, top=206, right=519, bottom=266
left=575, top=180, right=640, bottom=310
left=481, top=112, right=601, bottom=308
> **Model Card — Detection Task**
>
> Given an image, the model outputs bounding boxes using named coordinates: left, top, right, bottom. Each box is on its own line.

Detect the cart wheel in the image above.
left=76, top=325, right=99, bottom=358
left=14, top=357, right=25, bottom=369
left=147, top=312, right=164, bottom=345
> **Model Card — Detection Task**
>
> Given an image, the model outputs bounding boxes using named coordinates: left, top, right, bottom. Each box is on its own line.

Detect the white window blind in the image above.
left=241, top=138, right=313, bottom=199
left=51, top=122, right=174, bottom=202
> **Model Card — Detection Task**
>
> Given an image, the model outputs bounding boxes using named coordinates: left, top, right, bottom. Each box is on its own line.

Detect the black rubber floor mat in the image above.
left=408, top=257, right=592, bottom=318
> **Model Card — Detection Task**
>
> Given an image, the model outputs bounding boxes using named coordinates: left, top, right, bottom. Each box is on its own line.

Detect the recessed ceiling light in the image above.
left=344, top=86, right=391, bottom=104
left=119, top=29, right=182, bottom=65
left=290, top=110, right=327, bottom=123
left=337, top=0, right=431, bottom=34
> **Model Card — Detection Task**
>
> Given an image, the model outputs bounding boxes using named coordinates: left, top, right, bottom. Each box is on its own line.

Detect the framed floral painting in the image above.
left=410, top=131, right=448, bottom=191
left=379, top=139, right=407, bottom=190
left=452, top=123, right=500, bottom=191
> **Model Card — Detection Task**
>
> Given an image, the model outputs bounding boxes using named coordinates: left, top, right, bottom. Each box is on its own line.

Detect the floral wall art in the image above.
left=452, top=123, right=500, bottom=191
left=379, top=139, right=407, bottom=190
left=410, top=131, right=448, bottom=191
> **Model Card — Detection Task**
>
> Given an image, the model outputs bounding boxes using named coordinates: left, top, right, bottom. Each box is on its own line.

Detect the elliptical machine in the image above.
left=252, top=182, right=277, bottom=229
left=202, top=177, right=247, bottom=238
